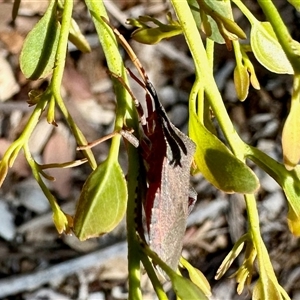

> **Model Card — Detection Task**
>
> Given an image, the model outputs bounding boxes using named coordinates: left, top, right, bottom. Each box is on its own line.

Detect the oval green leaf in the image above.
left=245, top=145, right=300, bottom=237
left=53, top=205, right=73, bottom=235
left=189, top=113, right=259, bottom=193
left=73, top=159, right=127, bottom=241
left=234, top=64, right=250, bottom=101
left=251, top=22, right=294, bottom=74
left=69, top=18, right=91, bottom=53
left=180, top=257, right=211, bottom=297
left=282, top=101, right=300, bottom=170
left=188, top=0, right=229, bottom=44
left=20, top=0, right=60, bottom=80
left=266, top=163, right=300, bottom=237
left=128, top=15, right=182, bottom=45
left=205, top=0, right=234, bottom=44
left=132, top=27, right=182, bottom=45
left=253, top=278, right=282, bottom=300
left=169, top=271, right=208, bottom=300
left=215, top=235, right=246, bottom=280
left=144, top=240, right=207, bottom=299
left=281, top=166, right=300, bottom=236
left=288, top=0, right=300, bottom=11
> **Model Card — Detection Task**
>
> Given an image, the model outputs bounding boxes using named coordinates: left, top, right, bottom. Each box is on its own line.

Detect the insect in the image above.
left=103, top=17, right=196, bottom=271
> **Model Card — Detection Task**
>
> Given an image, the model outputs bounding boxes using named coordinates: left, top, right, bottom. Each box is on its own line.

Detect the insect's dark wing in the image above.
left=144, top=81, right=188, bottom=164
left=149, top=131, right=196, bottom=270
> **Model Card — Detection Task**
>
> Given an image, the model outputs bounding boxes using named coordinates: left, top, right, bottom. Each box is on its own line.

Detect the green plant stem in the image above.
left=231, top=0, right=257, bottom=25
left=84, top=0, right=136, bottom=161
left=84, top=0, right=132, bottom=118
left=23, top=143, right=60, bottom=214
left=140, top=251, right=168, bottom=300
left=195, top=38, right=213, bottom=123
left=84, top=1, right=142, bottom=298
left=54, top=92, right=98, bottom=167
left=171, top=0, right=286, bottom=294
left=15, top=101, right=48, bottom=143
left=49, top=0, right=97, bottom=169
left=0, top=98, right=48, bottom=186
left=126, top=146, right=143, bottom=300
left=244, top=194, right=284, bottom=295
left=171, top=0, right=244, bottom=158
left=23, top=142, right=71, bottom=234
left=232, top=40, right=243, bottom=65
left=206, top=38, right=214, bottom=69
left=256, top=0, right=300, bottom=74
left=51, top=0, right=72, bottom=94
left=245, top=145, right=287, bottom=183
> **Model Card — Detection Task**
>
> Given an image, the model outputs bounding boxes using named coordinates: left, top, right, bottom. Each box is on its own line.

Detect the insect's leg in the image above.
left=119, top=129, right=139, bottom=148
left=126, top=68, right=156, bottom=134
left=108, top=71, right=147, bottom=126
left=77, top=128, right=139, bottom=151
left=77, top=131, right=119, bottom=150
left=101, top=17, right=151, bottom=85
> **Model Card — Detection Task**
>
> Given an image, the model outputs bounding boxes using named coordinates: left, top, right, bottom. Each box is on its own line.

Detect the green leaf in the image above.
left=131, top=27, right=182, bottom=45
left=52, top=205, right=73, bottom=235
left=231, top=242, right=256, bottom=295
left=180, top=257, right=211, bottom=297
left=189, top=0, right=225, bottom=44
left=170, top=272, right=208, bottom=300
left=204, top=0, right=233, bottom=42
left=288, top=0, right=300, bottom=11
left=282, top=101, right=300, bottom=170
left=251, top=22, right=294, bottom=74
left=69, top=18, right=91, bottom=53
left=241, top=48, right=260, bottom=90
left=20, top=0, right=60, bottom=80
left=215, top=234, right=247, bottom=280
left=189, top=0, right=245, bottom=44
left=245, top=145, right=300, bottom=237
left=253, top=278, right=283, bottom=300
left=142, top=240, right=207, bottom=299
left=281, top=166, right=300, bottom=236
left=234, top=63, right=250, bottom=101
left=189, top=113, right=259, bottom=193
left=127, top=14, right=182, bottom=45
left=73, top=159, right=127, bottom=240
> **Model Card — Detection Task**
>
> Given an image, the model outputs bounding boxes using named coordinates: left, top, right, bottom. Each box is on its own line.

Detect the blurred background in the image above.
left=0, top=0, right=299, bottom=299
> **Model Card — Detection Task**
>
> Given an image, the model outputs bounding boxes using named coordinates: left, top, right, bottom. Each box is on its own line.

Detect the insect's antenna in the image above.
left=101, top=17, right=150, bottom=85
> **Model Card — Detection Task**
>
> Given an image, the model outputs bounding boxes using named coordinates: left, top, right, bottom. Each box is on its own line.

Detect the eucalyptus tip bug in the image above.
left=102, top=16, right=197, bottom=272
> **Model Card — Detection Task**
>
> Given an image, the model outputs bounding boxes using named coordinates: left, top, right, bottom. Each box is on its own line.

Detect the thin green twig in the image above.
left=84, top=1, right=142, bottom=298
left=50, top=0, right=97, bottom=169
